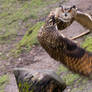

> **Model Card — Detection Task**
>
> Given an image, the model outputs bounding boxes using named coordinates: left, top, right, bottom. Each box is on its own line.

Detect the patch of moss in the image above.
left=57, top=65, right=80, bottom=85
left=13, top=22, right=44, bottom=55
left=57, top=65, right=68, bottom=75
left=70, top=84, right=88, bottom=92
left=0, top=74, right=9, bottom=92
left=0, top=32, right=17, bottom=44
left=81, top=36, right=92, bottom=52
left=63, top=73, right=80, bottom=85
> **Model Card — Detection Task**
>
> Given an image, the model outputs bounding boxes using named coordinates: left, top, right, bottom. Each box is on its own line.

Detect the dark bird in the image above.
left=38, top=14, right=92, bottom=78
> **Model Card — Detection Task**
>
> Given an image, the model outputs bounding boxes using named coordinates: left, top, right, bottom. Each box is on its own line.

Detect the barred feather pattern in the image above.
left=55, top=18, right=74, bottom=30
left=45, top=16, right=74, bottom=30
left=38, top=16, right=92, bottom=77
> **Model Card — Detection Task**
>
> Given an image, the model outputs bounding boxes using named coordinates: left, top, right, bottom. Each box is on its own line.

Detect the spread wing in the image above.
left=38, top=15, right=92, bottom=77
left=38, top=25, right=92, bottom=77
left=75, top=11, right=92, bottom=30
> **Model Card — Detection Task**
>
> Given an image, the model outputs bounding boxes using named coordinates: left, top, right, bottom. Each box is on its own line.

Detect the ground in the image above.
left=0, top=0, right=92, bottom=92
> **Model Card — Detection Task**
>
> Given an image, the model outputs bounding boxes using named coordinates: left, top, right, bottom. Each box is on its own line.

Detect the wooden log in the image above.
left=13, top=68, right=66, bottom=92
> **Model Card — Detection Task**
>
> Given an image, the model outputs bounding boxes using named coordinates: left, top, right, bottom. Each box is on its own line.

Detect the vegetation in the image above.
left=0, top=0, right=62, bottom=44
left=82, top=36, right=92, bottom=51
left=15, top=22, right=44, bottom=54
left=0, top=0, right=65, bottom=56
left=57, top=65, right=80, bottom=85
left=0, top=75, right=8, bottom=92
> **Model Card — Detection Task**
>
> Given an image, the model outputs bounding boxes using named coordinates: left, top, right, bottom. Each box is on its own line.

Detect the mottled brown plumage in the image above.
left=38, top=15, right=92, bottom=77
left=56, top=18, right=74, bottom=30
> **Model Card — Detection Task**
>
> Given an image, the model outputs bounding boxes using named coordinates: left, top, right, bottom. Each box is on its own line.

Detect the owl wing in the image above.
left=75, top=11, right=92, bottom=30
left=58, top=36, right=92, bottom=77
left=61, top=37, right=85, bottom=58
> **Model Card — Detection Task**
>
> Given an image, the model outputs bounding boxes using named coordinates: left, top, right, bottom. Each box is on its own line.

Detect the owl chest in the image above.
left=57, top=19, right=74, bottom=30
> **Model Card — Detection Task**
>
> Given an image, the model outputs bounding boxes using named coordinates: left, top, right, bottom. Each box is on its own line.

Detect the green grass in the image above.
left=0, top=0, right=68, bottom=58
left=82, top=36, right=92, bottom=51
left=57, top=65, right=80, bottom=85
left=13, top=22, right=44, bottom=55
left=0, top=74, right=9, bottom=92
left=0, top=31, right=17, bottom=44
left=0, top=0, right=62, bottom=44
left=62, top=73, right=80, bottom=85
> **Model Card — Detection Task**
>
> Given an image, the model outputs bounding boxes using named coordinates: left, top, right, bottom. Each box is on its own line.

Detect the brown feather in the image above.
left=75, top=11, right=92, bottom=30
left=38, top=16, right=92, bottom=77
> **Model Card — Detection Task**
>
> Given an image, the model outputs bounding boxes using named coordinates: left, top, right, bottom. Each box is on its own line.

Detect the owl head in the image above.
left=49, top=5, right=77, bottom=22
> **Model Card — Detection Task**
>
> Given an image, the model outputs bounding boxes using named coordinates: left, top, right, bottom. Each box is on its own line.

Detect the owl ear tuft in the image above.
left=70, top=5, right=76, bottom=11
left=59, top=4, right=64, bottom=12
left=59, top=4, right=63, bottom=8
left=72, top=5, right=76, bottom=9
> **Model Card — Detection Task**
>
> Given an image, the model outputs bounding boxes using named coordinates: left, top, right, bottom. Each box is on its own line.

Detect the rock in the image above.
left=13, top=68, right=66, bottom=92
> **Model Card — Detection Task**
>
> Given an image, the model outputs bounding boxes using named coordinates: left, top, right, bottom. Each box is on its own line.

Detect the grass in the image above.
left=0, top=0, right=62, bottom=44
left=12, top=22, right=44, bottom=55
left=81, top=36, right=92, bottom=51
left=0, top=74, right=9, bottom=92
left=0, top=0, right=66, bottom=56
left=57, top=65, right=80, bottom=85
left=0, top=31, right=17, bottom=44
